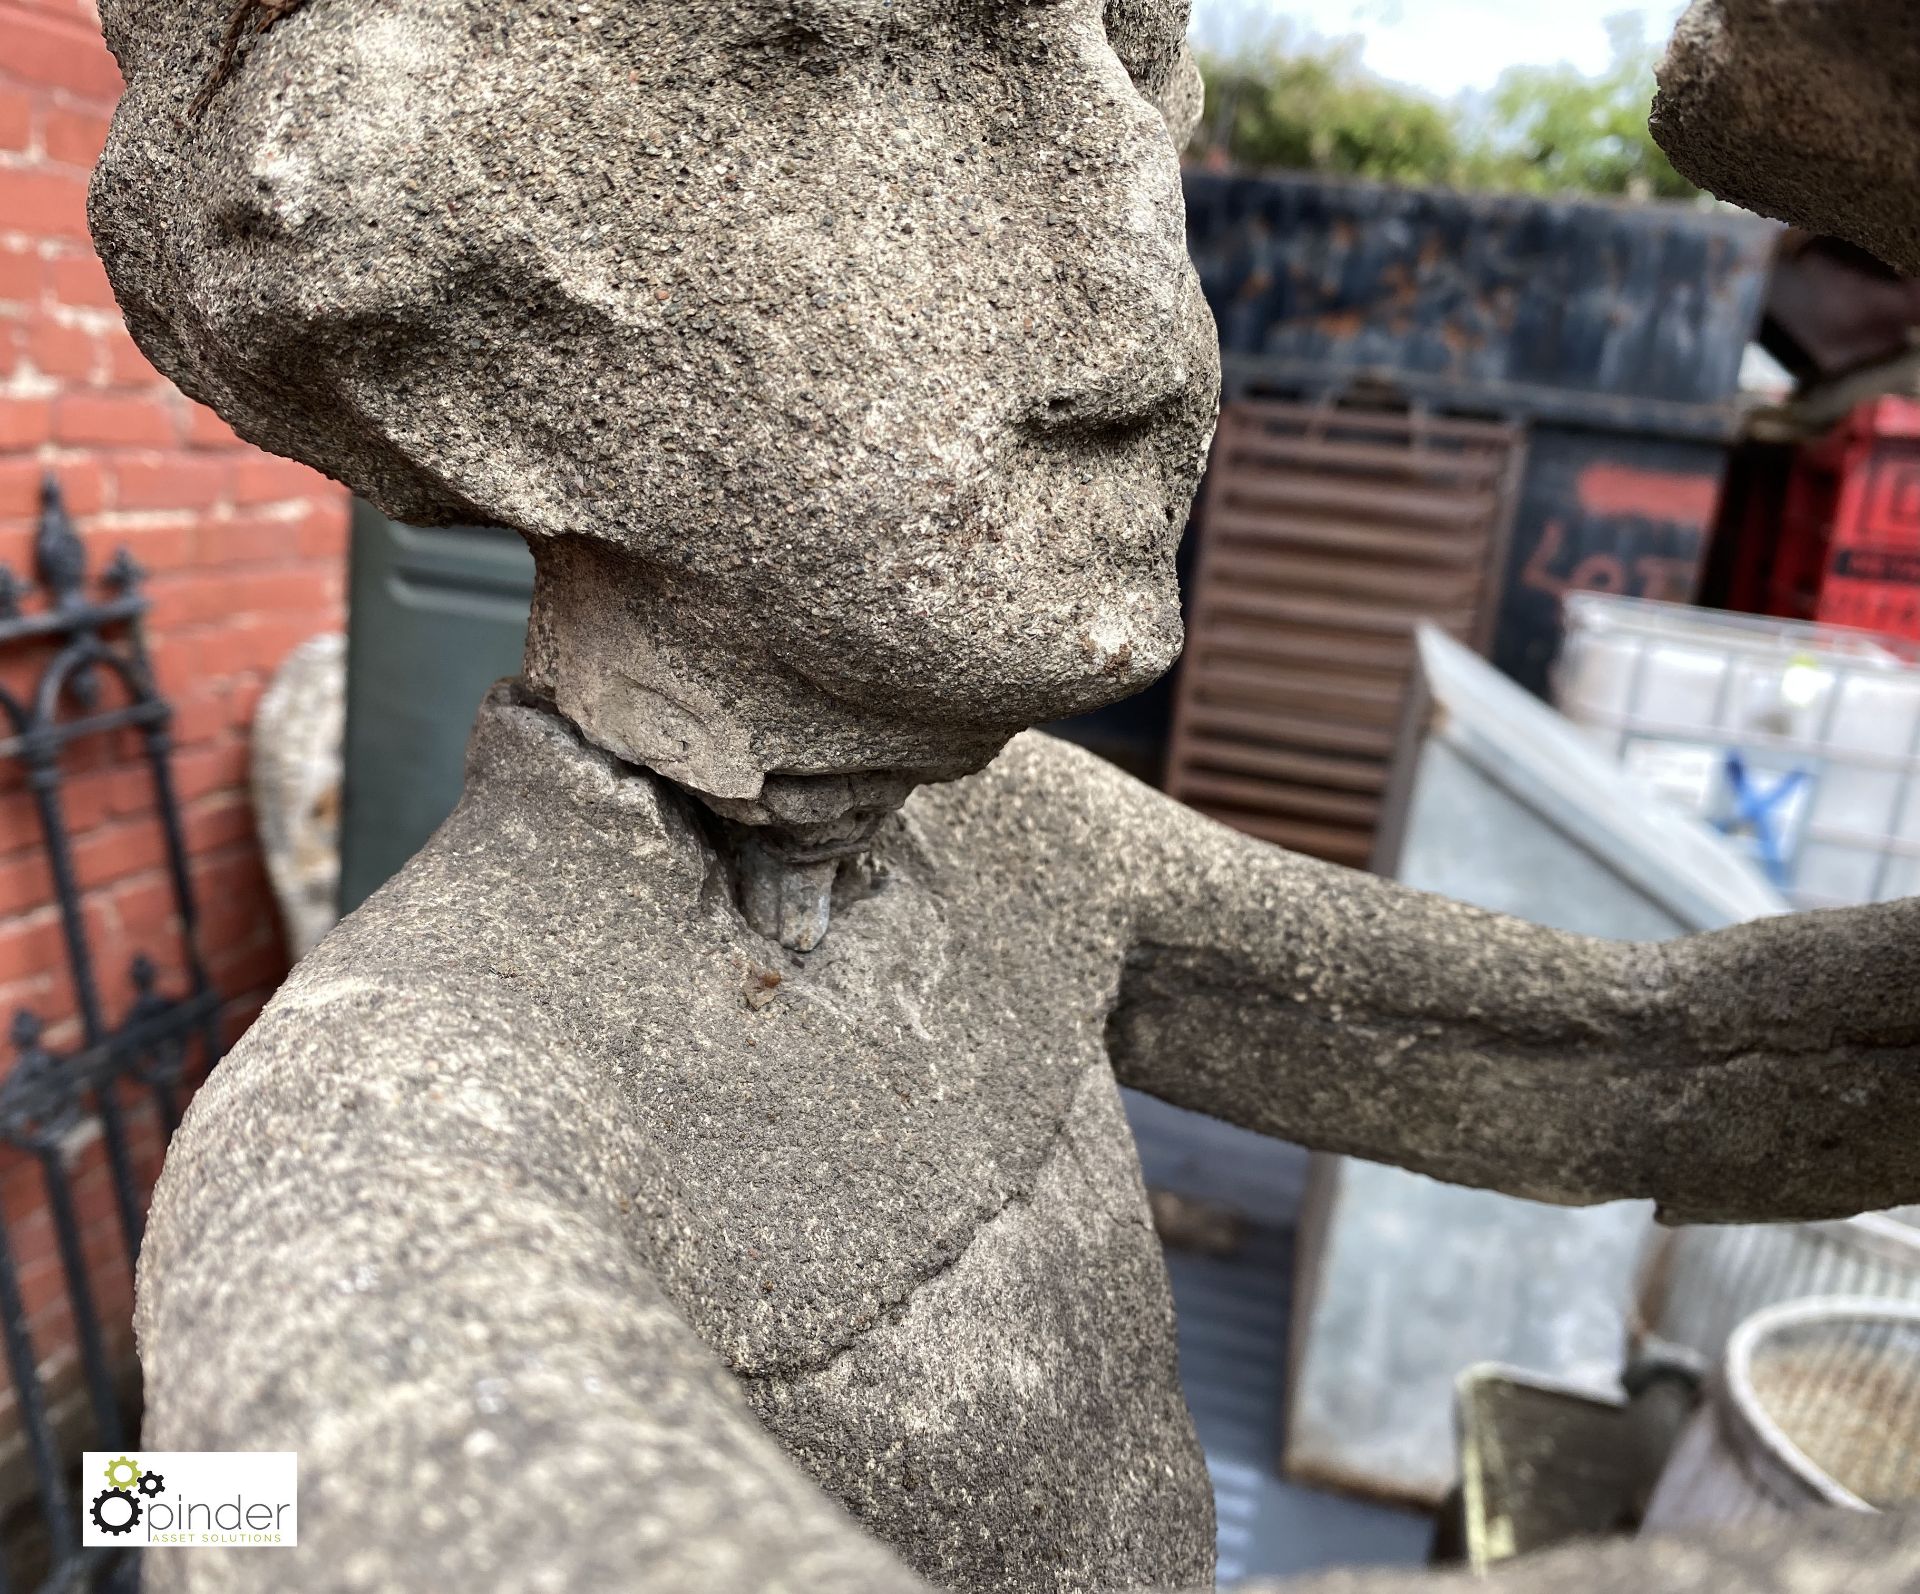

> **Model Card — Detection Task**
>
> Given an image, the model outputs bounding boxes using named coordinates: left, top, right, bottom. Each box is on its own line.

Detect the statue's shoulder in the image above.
left=192, top=684, right=718, bottom=1125
left=922, top=728, right=1153, bottom=810
left=914, top=728, right=1181, bottom=844
left=201, top=859, right=575, bottom=1117
left=896, top=730, right=1194, bottom=929
left=903, top=729, right=1272, bottom=925
left=160, top=838, right=648, bottom=1257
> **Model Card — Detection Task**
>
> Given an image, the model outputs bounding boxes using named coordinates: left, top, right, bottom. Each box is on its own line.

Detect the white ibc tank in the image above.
left=1554, top=594, right=1920, bottom=908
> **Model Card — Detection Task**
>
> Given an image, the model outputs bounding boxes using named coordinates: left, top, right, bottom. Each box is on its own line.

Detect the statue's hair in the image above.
left=90, top=0, right=490, bottom=525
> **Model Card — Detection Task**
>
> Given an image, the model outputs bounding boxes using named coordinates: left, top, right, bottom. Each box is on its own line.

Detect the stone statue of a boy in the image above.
left=90, top=2, right=1920, bottom=1590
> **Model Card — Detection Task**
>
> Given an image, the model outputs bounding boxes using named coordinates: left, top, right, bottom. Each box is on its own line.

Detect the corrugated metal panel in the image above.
left=1167, top=399, right=1527, bottom=866
left=1125, top=1091, right=1434, bottom=1584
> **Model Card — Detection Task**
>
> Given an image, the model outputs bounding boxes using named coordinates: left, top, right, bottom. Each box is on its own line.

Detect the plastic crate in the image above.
left=1770, top=396, right=1920, bottom=639
left=1554, top=594, right=1920, bottom=908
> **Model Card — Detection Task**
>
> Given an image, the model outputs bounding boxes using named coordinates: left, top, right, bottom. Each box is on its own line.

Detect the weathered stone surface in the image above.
left=1654, top=0, right=1920, bottom=274
left=91, top=0, right=1220, bottom=813
left=140, top=688, right=1216, bottom=1593
left=97, top=2, right=1920, bottom=1592
left=139, top=690, right=1920, bottom=1591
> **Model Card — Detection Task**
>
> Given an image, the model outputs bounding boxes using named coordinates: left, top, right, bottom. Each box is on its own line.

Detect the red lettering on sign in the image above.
left=1575, top=463, right=1720, bottom=528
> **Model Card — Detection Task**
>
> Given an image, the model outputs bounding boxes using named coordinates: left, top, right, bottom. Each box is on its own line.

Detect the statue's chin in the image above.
left=983, top=600, right=1186, bottom=729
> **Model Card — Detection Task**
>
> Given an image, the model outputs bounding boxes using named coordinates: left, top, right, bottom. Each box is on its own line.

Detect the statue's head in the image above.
left=92, top=0, right=1219, bottom=817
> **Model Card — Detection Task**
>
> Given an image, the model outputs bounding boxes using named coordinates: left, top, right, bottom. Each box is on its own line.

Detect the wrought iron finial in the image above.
left=33, top=476, right=87, bottom=611
left=0, top=565, right=20, bottom=622
left=9, top=1009, right=42, bottom=1054
left=104, top=547, right=145, bottom=596
left=125, top=953, right=187, bottom=1090
left=1, top=1009, right=81, bottom=1152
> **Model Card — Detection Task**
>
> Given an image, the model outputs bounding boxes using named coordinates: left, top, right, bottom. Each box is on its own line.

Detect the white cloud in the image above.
left=1189, top=0, right=1689, bottom=97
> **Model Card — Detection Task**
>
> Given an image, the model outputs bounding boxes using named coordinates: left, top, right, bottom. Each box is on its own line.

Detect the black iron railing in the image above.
left=0, top=478, right=222, bottom=1591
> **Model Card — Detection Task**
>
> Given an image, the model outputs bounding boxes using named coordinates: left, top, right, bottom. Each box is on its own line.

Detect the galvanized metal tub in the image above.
left=1637, top=1209, right=1920, bottom=1366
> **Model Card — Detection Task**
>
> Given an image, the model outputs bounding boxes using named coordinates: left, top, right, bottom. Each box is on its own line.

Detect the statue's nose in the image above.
left=1016, top=278, right=1213, bottom=440
left=1005, top=7, right=1208, bottom=436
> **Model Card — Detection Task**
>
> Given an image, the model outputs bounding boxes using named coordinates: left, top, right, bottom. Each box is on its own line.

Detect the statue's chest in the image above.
left=626, top=938, right=1119, bottom=1377
left=708, top=1025, right=1211, bottom=1594
left=598, top=824, right=1214, bottom=1590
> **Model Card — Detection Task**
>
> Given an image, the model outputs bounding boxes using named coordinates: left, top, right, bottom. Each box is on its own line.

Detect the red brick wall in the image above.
left=0, top=0, right=349, bottom=1451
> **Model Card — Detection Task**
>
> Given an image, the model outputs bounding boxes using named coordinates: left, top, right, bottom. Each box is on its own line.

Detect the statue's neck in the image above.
left=469, top=681, right=859, bottom=953
left=520, top=537, right=1003, bottom=823
left=520, top=540, right=987, bottom=951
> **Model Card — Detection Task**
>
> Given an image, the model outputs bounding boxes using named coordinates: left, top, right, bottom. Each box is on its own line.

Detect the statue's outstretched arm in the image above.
left=1098, top=768, right=1920, bottom=1223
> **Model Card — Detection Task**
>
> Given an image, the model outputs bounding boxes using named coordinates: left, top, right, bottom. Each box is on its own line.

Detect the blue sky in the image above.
left=1189, top=1, right=1690, bottom=97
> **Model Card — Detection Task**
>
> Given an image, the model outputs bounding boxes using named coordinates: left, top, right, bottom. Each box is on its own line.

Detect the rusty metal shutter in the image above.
left=1167, top=399, right=1527, bottom=867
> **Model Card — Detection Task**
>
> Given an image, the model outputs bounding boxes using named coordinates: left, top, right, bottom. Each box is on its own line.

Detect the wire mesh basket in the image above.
left=1643, top=1298, right=1920, bottom=1529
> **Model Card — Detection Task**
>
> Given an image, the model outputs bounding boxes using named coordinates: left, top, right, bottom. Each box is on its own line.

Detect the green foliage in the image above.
left=1190, top=12, right=1696, bottom=200
left=1480, top=15, right=1695, bottom=198
left=1195, top=33, right=1467, bottom=187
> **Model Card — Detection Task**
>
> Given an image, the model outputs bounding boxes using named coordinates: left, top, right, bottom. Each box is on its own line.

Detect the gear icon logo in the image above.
left=88, top=1456, right=165, bottom=1540
left=89, top=1486, right=141, bottom=1537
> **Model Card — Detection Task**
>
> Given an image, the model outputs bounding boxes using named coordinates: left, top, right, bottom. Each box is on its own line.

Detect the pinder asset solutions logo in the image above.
left=83, top=1452, right=298, bottom=1548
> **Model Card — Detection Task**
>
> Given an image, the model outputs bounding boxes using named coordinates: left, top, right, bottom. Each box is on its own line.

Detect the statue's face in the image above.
left=95, top=0, right=1219, bottom=792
